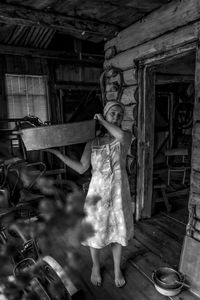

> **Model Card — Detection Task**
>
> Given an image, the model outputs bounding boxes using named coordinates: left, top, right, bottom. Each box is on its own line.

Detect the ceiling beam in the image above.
left=55, top=81, right=99, bottom=91
left=0, top=43, right=103, bottom=67
left=0, top=3, right=118, bottom=42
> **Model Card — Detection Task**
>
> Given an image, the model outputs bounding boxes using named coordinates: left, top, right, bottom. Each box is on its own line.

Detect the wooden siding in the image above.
left=55, top=64, right=101, bottom=83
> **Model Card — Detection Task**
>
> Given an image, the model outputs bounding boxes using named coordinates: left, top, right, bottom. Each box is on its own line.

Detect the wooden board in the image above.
left=179, top=235, right=200, bottom=297
left=21, top=120, right=96, bottom=151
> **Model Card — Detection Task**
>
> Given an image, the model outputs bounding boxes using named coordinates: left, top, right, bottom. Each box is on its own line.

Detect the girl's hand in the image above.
left=94, top=114, right=104, bottom=122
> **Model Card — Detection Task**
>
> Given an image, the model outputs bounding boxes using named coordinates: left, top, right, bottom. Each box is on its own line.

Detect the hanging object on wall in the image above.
left=100, top=67, right=124, bottom=106
left=105, top=46, right=116, bottom=60
left=173, top=102, right=193, bottom=129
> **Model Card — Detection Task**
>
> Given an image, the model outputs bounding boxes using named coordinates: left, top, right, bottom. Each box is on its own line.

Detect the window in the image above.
left=5, top=74, right=49, bottom=126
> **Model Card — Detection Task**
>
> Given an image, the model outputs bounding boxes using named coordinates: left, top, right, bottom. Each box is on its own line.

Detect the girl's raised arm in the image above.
left=94, top=113, right=132, bottom=146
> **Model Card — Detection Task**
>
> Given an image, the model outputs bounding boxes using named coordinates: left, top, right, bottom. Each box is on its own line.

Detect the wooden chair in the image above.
left=165, top=148, right=190, bottom=186
left=152, top=175, right=172, bottom=213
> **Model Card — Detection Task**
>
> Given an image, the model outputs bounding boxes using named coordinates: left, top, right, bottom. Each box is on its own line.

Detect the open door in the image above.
left=136, top=65, right=155, bottom=219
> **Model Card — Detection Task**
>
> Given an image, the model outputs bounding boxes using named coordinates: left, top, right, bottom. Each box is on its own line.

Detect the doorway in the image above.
left=137, top=49, right=195, bottom=221
left=153, top=52, right=195, bottom=220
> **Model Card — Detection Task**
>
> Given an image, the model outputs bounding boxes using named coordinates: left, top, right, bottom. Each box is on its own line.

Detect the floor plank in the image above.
left=52, top=194, right=199, bottom=300
left=124, top=239, right=198, bottom=300
left=147, top=215, right=186, bottom=245
left=135, top=221, right=182, bottom=268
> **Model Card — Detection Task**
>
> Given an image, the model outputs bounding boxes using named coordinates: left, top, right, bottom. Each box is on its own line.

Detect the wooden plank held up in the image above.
left=21, top=120, right=96, bottom=151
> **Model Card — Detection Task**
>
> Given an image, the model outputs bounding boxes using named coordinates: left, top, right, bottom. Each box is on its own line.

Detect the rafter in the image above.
left=0, top=43, right=103, bottom=66
left=0, top=3, right=118, bottom=42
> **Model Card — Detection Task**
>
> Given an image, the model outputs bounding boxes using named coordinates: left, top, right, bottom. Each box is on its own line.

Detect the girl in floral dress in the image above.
left=47, top=101, right=134, bottom=288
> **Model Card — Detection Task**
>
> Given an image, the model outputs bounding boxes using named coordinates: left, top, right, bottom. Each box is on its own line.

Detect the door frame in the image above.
left=136, top=42, right=196, bottom=220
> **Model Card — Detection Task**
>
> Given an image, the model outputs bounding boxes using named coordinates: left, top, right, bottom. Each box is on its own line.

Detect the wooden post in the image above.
left=179, top=42, right=200, bottom=297
left=136, top=65, right=144, bottom=220
left=143, top=66, right=156, bottom=218
left=136, top=66, right=155, bottom=220
left=136, top=65, right=155, bottom=219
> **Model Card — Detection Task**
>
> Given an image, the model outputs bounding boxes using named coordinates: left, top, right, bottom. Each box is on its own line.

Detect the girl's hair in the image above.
left=103, top=101, right=125, bottom=118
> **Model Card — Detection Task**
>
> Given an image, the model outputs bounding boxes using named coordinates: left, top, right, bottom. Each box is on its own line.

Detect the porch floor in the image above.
left=74, top=197, right=199, bottom=300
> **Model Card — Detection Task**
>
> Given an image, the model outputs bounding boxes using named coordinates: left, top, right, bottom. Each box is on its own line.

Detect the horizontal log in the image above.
left=104, top=22, right=199, bottom=70
left=123, top=105, right=136, bottom=121
left=123, top=69, right=138, bottom=85
left=193, top=219, right=200, bottom=232
left=140, top=43, right=196, bottom=66
left=0, top=3, right=117, bottom=43
left=189, top=192, right=200, bottom=206
left=195, top=206, right=200, bottom=220
left=191, top=169, right=200, bottom=194
left=21, top=120, right=96, bottom=151
left=156, top=74, right=194, bottom=85
left=107, top=68, right=137, bottom=86
left=193, top=231, right=200, bottom=242
left=105, top=0, right=200, bottom=53
left=106, top=86, right=137, bottom=105
left=55, top=81, right=99, bottom=91
left=193, top=103, right=200, bottom=122
left=191, top=123, right=200, bottom=171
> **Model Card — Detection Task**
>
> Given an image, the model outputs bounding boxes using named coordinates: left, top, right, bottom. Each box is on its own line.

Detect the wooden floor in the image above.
left=73, top=196, right=200, bottom=300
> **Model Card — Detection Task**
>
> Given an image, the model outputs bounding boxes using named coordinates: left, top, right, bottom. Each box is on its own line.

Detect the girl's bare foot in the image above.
left=91, top=265, right=102, bottom=286
left=114, top=269, right=126, bottom=288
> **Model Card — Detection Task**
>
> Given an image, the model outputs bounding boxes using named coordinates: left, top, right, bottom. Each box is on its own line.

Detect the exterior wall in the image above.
left=103, top=0, right=200, bottom=218
left=103, top=0, right=200, bottom=294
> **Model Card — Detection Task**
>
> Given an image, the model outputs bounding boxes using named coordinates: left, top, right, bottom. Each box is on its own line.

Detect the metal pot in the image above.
left=152, top=267, right=183, bottom=290
left=152, top=276, right=183, bottom=297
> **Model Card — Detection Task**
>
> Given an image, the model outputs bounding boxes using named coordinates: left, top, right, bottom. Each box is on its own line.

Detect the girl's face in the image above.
left=105, top=105, right=124, bottom=127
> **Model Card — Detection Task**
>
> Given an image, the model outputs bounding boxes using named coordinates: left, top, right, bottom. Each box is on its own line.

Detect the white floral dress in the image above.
left=82, top=137, right=134, bottom=249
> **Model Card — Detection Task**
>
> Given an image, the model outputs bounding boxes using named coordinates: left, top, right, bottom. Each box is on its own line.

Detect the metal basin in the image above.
left=152, top=267, right=183, bottom=290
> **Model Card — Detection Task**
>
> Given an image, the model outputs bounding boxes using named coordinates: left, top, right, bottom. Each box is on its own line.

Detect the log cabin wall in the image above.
left=104, top=0, right=200, bottom=220
left=100, top=65, right=138, bottom=204
left=104, top=0, right=200, bottom=294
